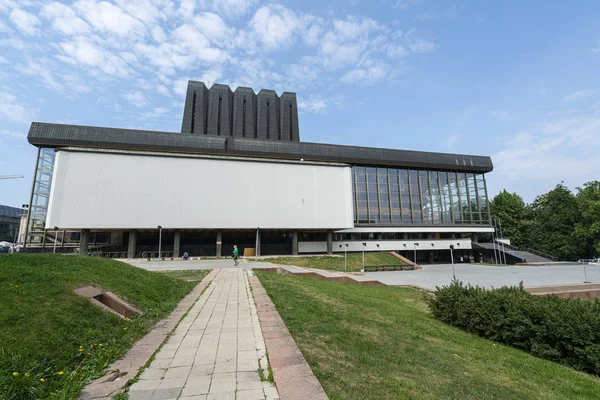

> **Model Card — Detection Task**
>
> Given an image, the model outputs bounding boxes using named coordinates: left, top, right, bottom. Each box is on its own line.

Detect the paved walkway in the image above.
left=128, top=269, right=278, bottom=400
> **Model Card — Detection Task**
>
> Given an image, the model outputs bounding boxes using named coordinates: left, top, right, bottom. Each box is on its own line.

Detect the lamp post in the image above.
left=345, top=244, right=349, bottom=271
left=491, top=219, right=498, bottom=264
left=498, top=219, right=507, bottom=265
left=53, top=226, right=59, bottom=254
left=157, top=225, right=162, bottom=267
left=450, top=244, right=456, bottom=280
left=361, top=242, right=366, bottom=272
left=413, top=242, right=419, bottom=266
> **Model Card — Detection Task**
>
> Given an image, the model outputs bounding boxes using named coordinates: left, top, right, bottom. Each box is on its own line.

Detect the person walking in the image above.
left=232, top=245, right=239, bottom=266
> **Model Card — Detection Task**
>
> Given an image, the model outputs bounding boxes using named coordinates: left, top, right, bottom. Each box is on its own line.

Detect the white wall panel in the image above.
left=46, top=151, right=354, bottom=229
left=298, top=239, right=472, bottom=254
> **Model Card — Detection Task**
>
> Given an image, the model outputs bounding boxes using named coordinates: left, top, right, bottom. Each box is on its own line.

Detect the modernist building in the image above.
left=23, top=81, right=494, bottom=263
left=0, top=205, right=25, bottom=243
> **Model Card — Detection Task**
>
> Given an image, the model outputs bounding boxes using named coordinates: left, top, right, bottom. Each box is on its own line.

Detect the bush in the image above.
left=428, top=280, right=600, bottom=375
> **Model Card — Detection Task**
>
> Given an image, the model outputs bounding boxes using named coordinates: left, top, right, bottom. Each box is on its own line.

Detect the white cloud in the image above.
left=0, top=129, right=26, bottom=138
left=0, top=56, right=8, bottom=64
left=298, top=95, right=333, bottom=113
left=156, top=84, right=170, bottom=97
left=405, top=29, right=436, bottom=53
left=490, top=112, right=600, bottom=201
left=249, top=4, right=302, bottom=50
left=0, top=20, right=12, bottom=33
left=200, top=0, right=259, bottom=19
left=193, top=12, right=234, bottom=44
left=393, top=0, right=420, bottom=10
left=140, top=106, right=170, bottom=118
left=57, top=36, right=132, bottom=77
left=445, top=132, right=462, bottom=147
left=341, top=64, right=390, bottom=84
left=9, top=8, right=40, bottom=35
left=121, top=90, right=148, bottom=107
left=0, top=91, right=35, bottom=124
left=563, top=88, right=598, bottom=102
left=41, top=2, right=90, bottom=35
left=74, top=0, right=146, bottom=37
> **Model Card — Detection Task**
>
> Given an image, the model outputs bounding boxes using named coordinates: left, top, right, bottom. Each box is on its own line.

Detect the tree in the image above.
left=575, top=181, right=600, bottom=257
left=489, top=190, right=532, bottom=247
left=529, top=183, right=582, bottom=261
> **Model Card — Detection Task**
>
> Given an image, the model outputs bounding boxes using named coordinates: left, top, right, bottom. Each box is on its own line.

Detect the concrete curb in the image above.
left=79, top=269, right=219, bottom=399
left=248, top=273, right=328, bottom=400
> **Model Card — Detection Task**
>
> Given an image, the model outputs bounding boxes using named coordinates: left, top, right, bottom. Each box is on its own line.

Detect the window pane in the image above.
left=410, top=170, right=422, bottom=224
left=419, top=170, right=432, bottom=224
left=429, top=171, right=442, bottom=224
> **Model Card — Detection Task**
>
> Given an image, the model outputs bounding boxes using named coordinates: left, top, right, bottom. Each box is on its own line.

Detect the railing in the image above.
left=137, top=251, right=174, bottom=259
left=501, top=242, right=559, bottom=261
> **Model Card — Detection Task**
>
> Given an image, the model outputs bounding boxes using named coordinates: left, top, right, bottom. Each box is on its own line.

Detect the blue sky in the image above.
left=1, top=0, right=599, bottom=208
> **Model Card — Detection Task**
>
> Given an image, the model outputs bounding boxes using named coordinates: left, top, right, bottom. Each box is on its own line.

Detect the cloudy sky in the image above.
left=1, top=0, right=599, bottom=207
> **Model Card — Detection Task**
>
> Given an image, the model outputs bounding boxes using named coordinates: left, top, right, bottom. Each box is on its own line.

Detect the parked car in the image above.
left=578, top=259, right=594, bottom=263
left=0, top=245, right=10, bottom=253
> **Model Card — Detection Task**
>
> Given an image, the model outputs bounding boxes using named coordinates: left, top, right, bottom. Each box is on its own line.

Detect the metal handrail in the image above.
left=138, top=251, right=174, bottom=259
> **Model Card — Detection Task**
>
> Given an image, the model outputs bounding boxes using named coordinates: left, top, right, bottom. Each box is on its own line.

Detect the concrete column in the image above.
left=127, top=230, right=137, bottom=258
left=216, top=231, right=222, bottom=258
left=471, top=233, right=479, bottom=243
left=429, top=251, right=435, bottom=264
left=327, top=230, right=333, bottom=255
left=403, top=233, right=409, bottom=240
left=376, top=233, right=383, bottom=240
left=292, top=231, right=298, bottom=256
left=173, top=230, right=181, bottom=258
left=79, top=229, right=89, bottom=255
left=451, top=233, right=456, bottom=239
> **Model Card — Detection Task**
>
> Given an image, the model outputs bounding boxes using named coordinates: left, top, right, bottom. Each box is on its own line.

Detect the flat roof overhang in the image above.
left=27, top=122, right=494, bottom=173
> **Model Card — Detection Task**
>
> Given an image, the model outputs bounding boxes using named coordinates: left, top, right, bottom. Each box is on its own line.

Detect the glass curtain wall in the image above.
left=26, top=148, right=56, bottom=246
left=352, top=166, right=490, bottom=226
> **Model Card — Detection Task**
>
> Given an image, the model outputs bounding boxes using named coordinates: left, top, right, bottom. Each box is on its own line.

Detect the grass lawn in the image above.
left=255, top=271, right=600, bottom=399
left=158, top=269, right=211, bottom=281
left=0, top=254, right=198, bottom=399
left=255, top=252, right=406, bottom=272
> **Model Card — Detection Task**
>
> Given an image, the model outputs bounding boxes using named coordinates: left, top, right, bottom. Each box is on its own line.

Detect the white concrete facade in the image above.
left=298, top=238, right=472, bottom=254
left=46, top=150, right=354, bottom=230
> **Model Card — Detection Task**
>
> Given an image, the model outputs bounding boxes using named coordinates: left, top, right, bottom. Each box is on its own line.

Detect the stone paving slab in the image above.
left=128, top=269, right=279, bottom=400
left=79, top=269, right=220, bottom=399
left=247, top=271, right=328, bottom=400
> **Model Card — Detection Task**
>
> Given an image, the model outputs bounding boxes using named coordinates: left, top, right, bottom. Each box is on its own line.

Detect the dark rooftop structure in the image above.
left=181, top=81, right=300, bottom=141
left=27, top=122, right=493, bottom=172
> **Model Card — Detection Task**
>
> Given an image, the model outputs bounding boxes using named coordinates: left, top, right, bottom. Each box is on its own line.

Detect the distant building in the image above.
left=23, top=81, right=493, bottom=262
left=0, top=205, right=26, bottom=243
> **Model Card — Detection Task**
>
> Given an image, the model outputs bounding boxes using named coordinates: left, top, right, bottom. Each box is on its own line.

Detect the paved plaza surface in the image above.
left=124, top=258, right=600, bottom=291
left=124, top=259, right=274, bottom=271
left=364, top=263, right=600, bottom=290
left=128, top=269, right=278, bottom=400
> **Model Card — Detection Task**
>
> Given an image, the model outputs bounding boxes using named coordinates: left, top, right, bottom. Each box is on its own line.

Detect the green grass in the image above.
left=0, top=254, right=198, bottom=399
left=255, top=252, right=406, bottom=272
left=255, top=271, right=600, bottom=399
left=158, top=269, right=211, bottom=281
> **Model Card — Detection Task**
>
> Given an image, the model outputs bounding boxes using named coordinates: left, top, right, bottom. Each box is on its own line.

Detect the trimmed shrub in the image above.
left=428, top=281, right=600, bottom=375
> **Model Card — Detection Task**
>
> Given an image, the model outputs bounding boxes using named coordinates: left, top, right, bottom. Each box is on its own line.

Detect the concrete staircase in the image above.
left=472, top=242, right=555, bottom=264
